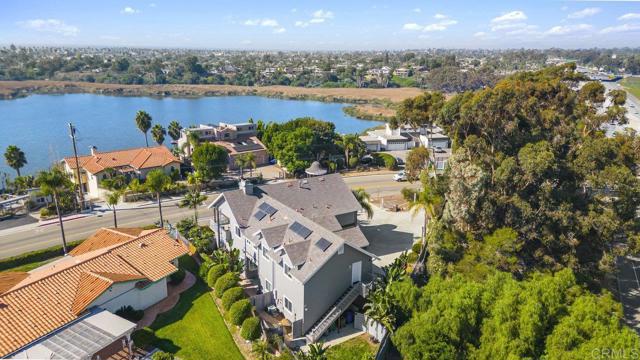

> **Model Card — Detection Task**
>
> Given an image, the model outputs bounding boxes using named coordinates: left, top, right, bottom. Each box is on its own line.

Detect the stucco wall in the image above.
left=91, top=277, right=168, bottom=313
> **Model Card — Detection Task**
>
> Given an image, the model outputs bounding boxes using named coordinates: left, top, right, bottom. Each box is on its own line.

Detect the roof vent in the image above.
left=139, top=242, right=147, bottom=248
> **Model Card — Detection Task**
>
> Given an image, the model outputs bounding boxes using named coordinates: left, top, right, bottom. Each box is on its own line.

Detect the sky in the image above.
left=2, top=0, right=640, bottom=50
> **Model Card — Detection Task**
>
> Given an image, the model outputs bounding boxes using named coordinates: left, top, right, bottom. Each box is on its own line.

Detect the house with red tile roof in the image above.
left=0, top=228, right=189, bottom=359
left=62, top=145, right=182, bottom=200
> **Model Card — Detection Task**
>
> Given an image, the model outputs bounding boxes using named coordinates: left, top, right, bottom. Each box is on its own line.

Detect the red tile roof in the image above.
left=63, top=146, right=180, bottom=174
left=0, top=229, right=189, bottom=357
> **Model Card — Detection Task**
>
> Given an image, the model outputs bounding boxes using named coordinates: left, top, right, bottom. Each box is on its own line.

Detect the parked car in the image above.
left=393, top=171, right=407, bottom=181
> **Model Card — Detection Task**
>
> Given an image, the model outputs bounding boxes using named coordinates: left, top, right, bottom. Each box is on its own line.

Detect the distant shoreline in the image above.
left=0, top=81, right=423, bottom=106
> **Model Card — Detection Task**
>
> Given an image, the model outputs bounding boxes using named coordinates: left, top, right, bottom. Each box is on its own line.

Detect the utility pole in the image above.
left=69, top=123, right=85, bottom=211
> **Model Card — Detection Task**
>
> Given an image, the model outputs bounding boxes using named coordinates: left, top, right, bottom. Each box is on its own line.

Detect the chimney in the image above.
left=90, top=146, right=98, bottom=156
left=240, top=179, right=254, bottom=196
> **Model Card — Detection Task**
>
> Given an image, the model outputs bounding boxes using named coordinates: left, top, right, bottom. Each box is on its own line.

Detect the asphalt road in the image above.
left=0, top=173, right=415, bottom=260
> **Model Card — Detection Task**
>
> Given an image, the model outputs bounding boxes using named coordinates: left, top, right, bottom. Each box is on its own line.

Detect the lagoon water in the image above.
left=0, top=94, right=381, bottom=175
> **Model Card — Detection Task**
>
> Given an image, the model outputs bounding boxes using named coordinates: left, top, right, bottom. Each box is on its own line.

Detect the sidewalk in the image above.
left=38, top=213, right=92, bottom=226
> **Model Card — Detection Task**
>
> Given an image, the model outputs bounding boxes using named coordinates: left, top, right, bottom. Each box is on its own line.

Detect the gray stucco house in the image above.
left=208, top=174, right=375, bottom=343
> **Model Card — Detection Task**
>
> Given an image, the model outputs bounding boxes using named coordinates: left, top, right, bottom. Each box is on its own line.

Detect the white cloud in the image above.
left=403, top=15, right=457, bottom=33
left=309, top=18, right=325, bottom=24
left=313, top=10, right=334, bottom=20
left=491, top=11, right=527, bottom=23
left=273, top=27, right=286, bottom=34
left=295, top=21, right=308, bottom=28
left=546, top=23, right=592, bottom=35
left=619, top=13, right=640, bottom=21
left=600, top=23, right=640, bottom=34
left=473, top=31, right=487, bottom=38
left=491, top=22, right=528, bottom=32
left=403, top=23, right=423, bottom=31
left=149, top=3, right=157, bottom=8
left=243, top=18, right=279, bottom=27
left=507, top=25, right=539, bottom=36
left=567, top=7, right=600, bottom=19
left=412, top=8, right=421, bottom=13
left=121, top=6, right=140, bottom=14
left=18, top=19, right=79, bottom=36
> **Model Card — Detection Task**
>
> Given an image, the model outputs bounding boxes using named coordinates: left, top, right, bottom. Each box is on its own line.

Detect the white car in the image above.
left=393, top=171, right=407, bottom=182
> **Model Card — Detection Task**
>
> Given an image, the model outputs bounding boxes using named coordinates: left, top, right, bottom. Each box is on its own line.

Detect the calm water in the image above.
left=0, top=94, right=381, bottom=175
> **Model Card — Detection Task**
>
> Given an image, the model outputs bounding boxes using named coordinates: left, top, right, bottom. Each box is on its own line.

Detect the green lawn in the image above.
left=326, top=334, right=378, bottom=360
left=1, top=257, right=61, bottom=273
left=621, top=77, right=640, bottom=99
left=150, top=257, right=243, bottom=360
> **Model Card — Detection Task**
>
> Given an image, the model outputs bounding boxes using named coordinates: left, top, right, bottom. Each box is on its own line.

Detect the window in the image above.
left=262, top=246, right=270, bottom=261
left=235, top=226, right=241, bottom=237
left=265, top=280, right=272, bottom=292
left=284, top=263, right=292, bottom=278
left=284, top=297, right=293, bottom=312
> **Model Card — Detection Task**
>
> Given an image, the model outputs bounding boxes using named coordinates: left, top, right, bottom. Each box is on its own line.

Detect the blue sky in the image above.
left=2, top=1, right=640, bottom=49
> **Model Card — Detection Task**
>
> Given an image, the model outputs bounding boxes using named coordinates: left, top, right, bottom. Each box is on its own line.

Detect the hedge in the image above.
left=240, top=317, right=261, bottom=341
left=373, top=153, right=398, bottom=170
left=222, top=287, right=246, bottom=311
left=0, top=239, right=84, bottom=272
left=115, top=305, right=144, bottom=322
left=169, top=268, right=186, bottom=285
left=131, top=327, right=156, bottom=349
left=228, top=299, right=253, bottom=326
left=151, top=351, right=174, bottom=360
left=199, top=259, right=214, bottom=279
left=208, top=264, right=227, bottom=288
left=214, top=272, right=239, bottom=298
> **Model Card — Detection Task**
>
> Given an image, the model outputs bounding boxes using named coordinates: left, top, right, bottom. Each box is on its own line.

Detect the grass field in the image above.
left=326, top=334, right=378, bottom=360
left=621, top=77, right=640, bottom=99
left=150, top=257, right=243, bottom=360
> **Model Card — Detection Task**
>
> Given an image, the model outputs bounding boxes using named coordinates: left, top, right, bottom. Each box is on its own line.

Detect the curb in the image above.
left=38, top=213, right=92, bottom=227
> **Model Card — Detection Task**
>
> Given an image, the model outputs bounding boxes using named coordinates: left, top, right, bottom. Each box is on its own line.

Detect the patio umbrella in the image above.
left=305, top=161, right=327, bottom=176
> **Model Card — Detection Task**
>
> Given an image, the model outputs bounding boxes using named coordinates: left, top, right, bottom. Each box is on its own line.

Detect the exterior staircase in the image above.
left=304, top=282, right=370, bottom=343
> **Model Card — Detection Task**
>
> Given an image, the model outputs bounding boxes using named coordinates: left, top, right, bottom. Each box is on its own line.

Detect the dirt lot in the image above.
left=0, top=80, right=424, bottom=103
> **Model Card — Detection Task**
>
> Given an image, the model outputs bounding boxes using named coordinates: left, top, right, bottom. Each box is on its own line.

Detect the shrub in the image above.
left=131, top=327, right=156, bottom=349
left=169, top=268, right=186, bottom=285
left=374, top=153, right=397, bottom=170
left=115, top=305, right=144, bottom=322
left=199, top=259, right=214, bottom=279
left=412, top=241, right=423, bottom=255
left=215, top=272, right=239, bottom=298
left=222, top=287, right=246, bottom=310
left=151, top=351, right=174, bottom=360
left=241, top=316, right=262, bottom=341
left=208, top=264, right=227, bottom=288
left=228, top=299, right=253, bottom=326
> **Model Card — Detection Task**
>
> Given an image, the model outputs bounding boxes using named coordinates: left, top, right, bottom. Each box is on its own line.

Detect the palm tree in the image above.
left=135, top=110, right=152, bottom=147
left=181, top=131, right=200, bottom=157
left=179, top=188, right=207, bottom=222
left=251, top=340, right=272, bottom=360
left=4, top=145, right=27, bottom=177
left=151, top=124, right=166, bottom=145
left=300, top=343, right=328, bottom=360
left=244, top=152, right=257, bottom=177
left=352, top=188, right=373, bottom=219
left=35, top=167, right=73, bottom=254
left=145, top=169, right=171, bottom=225
left=402, top=173, right=443, bottom=264
left=106, top=191, right=122, bottom=228
left=338, top=134, right=362, bottom=170
left=167, top=120, right=182, bottom=142
left=235, top=155, right=248, bottom=178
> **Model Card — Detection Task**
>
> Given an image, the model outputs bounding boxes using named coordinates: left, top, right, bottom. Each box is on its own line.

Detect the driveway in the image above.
left=360, top=204, right=422, bottom=267
left=616, top=256, right=640, bottom=333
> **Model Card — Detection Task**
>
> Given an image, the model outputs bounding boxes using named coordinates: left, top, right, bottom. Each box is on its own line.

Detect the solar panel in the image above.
left=254, top=210, right=267, bottom=221
left=259, top=202, right=277, bottom=215
left=315, top=238, right=332, bottom=252
left=289, top=221, right=312, bottom=239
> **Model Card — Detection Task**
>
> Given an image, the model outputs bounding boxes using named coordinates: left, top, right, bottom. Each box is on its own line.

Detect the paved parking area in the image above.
left=616, top=256, right=640, bottom=333
left=360, top=204, right=422, bottom=267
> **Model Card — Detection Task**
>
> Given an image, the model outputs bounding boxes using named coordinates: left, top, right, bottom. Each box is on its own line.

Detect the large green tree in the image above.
left=135, top=110, right=152, bottom=147
left=4, top=145, right=27, bottom=177
left=191, top=143, right=228, bottom=181
left=151, top=124, right=166, bottom=145
left=145, top=169, right=172, bottom=225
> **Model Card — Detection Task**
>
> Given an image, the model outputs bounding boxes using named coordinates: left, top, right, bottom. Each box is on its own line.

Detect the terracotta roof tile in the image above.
left=0, top=273, right=29, bottom=295
left=63, top=146, right=181, bottom=174
left=69, top=228, right=143, bottom=256
left=0, top=229, right=188, bottom=357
